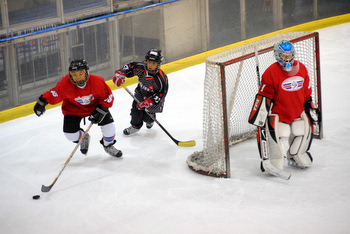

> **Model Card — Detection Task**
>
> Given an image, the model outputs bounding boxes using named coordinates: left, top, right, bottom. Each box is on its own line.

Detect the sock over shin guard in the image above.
left=100, top=123, right=116, bottom=146
left=64, top=129, right=84, bottom=142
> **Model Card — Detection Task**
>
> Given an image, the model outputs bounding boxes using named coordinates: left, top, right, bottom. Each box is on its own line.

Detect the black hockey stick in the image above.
left=122, top=86, right=196, bottom=147
left=41, top=122, right=93, bottom=192
left=255, top=48, right=291, bottom=180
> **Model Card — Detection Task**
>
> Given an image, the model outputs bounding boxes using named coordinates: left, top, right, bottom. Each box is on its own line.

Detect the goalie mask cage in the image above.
left=187, top=31, right=322, bottom=178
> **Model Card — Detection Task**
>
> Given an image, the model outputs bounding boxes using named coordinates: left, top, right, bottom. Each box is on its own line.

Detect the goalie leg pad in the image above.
left=266, top=114, right=289, bottom=169
left=288, top=112, right=313, bottom=168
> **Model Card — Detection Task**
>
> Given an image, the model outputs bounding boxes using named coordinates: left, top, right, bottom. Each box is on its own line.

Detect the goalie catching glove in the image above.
left=304, top=97, right=318, bottom=123
left=34, top=95, right=48, bottom=117
left=137, top=97, right=153, bottom=110
left=89, top=105, right=109, bottom=124
left=113, top=71, right=125, bottom=87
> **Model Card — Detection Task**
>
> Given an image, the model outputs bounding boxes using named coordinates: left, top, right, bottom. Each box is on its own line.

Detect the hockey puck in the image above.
left=32, top=195, right=40, bottom=200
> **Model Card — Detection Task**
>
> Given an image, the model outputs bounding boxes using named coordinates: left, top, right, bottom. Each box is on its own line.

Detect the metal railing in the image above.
left=0, top=0, right=349, bottom=111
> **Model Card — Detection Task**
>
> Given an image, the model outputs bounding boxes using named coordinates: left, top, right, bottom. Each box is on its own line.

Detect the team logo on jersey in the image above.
left=281, top=76, right=304, bottom=91
left=50, top=90, right=58, bottom=97
left=75, top=94, right=94, bottom=105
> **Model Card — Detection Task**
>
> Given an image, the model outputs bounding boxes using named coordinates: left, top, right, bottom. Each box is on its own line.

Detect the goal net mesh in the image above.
left=187, top=32, right=321, bottom=177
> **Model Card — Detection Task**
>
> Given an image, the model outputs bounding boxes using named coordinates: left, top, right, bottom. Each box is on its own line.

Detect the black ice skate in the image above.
left=123, top=125, right=140, bottom=135
left=100, top=139, right=122, bottom=157
left=146, top=121, right=154, bottom=129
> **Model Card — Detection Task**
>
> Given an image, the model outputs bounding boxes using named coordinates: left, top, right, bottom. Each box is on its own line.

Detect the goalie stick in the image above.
left=122, top=86, right=196, bottom=147
left=41, top=122, right=93, bottom=192
left=255, top=48, right=291, bottom=180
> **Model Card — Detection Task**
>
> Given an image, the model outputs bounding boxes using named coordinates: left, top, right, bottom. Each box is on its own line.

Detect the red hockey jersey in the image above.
left=258, top=60, right=312, bottom=124
left=42, top=74, right=114, bottom=117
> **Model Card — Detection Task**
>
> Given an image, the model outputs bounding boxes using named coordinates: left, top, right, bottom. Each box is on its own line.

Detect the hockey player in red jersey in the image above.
left=248, top=40, right=318, bottom=171
left=34, top=59, right=122, bottom=157
left=113, top=48, right=169, bottom=135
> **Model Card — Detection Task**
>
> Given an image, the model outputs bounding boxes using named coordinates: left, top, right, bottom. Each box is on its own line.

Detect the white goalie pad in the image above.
left=249, top=94, right=272, bottom=127
left=266, top=114, right=287, bottom=169
left=288, top=111, right=313, bottom=168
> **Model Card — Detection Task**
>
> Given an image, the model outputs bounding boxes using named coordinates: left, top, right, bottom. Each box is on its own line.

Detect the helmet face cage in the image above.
left=145, top=49, right=163, bottom=75
left=68, top=59, right=89, bottom=87
left=274, top=40, right=295, bottom=72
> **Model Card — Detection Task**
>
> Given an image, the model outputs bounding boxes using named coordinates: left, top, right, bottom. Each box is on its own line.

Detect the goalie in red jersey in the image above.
left=249, top=40, right=318, bottom=171
left=34, top=59, right=122, bottom=157
left=113, top=48, right=169, bottom=135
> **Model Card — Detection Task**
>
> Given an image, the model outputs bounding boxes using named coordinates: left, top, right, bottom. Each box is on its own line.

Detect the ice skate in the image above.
left=287, top=150, right=313, bottom=169
left=100, top=139, right=122, bottom=157
left=80, top=133, right=90, bottom=155
left=123, top=125, right=140, bottom=135
left=146, top=121, right=154, bottom=129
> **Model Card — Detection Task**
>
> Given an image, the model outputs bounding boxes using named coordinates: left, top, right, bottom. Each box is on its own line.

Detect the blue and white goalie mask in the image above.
left=274, top=40, right=295, bottom=72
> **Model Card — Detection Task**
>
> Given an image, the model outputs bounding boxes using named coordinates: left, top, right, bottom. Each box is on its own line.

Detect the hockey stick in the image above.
left=41, top=122, right=93, bottom=192
left=122, top=86, right=196, bottom=147
left=255, top=48, right=291, bottom=180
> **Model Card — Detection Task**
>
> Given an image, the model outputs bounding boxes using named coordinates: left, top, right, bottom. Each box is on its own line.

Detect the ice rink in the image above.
left=1, top=22, right=350, bottom=234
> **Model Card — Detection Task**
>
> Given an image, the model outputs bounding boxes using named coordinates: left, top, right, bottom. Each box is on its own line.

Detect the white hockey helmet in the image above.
left=274, top=40, right=295, bottom=72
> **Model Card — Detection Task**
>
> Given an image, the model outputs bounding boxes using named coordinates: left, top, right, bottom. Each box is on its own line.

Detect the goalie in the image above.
left=248, top=40, right=318, bottom=171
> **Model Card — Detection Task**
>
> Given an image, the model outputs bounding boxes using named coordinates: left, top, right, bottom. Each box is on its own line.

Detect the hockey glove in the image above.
left=34, top=95, right=48, bottom=117
left=89, top=105, right=109, bottom=124
left=304, top=97, right=318, bottom=122
left=113, top=71, right=125, bottom=87
left=136, top=97, right=153, bottom=110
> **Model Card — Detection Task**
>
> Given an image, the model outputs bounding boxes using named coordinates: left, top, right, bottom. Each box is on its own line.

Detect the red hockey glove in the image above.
left=137, top=97, right=153, bottom=110
left=113, top=71, right=125, bottom=87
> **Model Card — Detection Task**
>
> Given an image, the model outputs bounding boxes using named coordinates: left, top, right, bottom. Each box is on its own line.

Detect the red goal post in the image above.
left=187, top=31, right=322, bottom=178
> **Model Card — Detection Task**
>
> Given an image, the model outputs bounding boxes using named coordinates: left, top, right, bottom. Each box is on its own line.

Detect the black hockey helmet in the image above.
left=68, top=59, right=89, bottom=87
left=145, top=49, right=163, bottom=64
left=69, top=59, right=89, bottom=72
left=145, top=49, right=163, bottom=75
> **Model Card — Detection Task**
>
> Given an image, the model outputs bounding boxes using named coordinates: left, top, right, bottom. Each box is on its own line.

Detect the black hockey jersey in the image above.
left=120, top=62, right=168, bottom=113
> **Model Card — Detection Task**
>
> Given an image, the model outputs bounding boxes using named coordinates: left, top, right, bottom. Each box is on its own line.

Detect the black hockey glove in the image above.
left=34, top=95, right=48, bottom=117
left=89, top=105, right=109, bottom=124
left=304, top=97, right=318, bottom=123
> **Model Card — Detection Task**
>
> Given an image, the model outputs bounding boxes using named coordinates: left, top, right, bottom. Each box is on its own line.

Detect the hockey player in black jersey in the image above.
left=113, top=48, right=169, bottom=135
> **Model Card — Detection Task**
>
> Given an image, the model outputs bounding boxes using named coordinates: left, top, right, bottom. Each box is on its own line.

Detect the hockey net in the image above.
left=187, top=32, right=322, bottom=178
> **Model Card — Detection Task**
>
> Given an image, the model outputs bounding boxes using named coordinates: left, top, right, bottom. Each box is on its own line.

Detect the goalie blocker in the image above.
left=248, top=94, right=272, bottom=127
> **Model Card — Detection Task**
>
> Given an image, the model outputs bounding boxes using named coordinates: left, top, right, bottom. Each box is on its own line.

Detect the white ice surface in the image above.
left=1, top=23, right=350, bottom=234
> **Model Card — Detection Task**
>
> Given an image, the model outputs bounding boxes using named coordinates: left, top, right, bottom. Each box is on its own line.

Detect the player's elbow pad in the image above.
left=248, top=94, right=272, bottom=127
